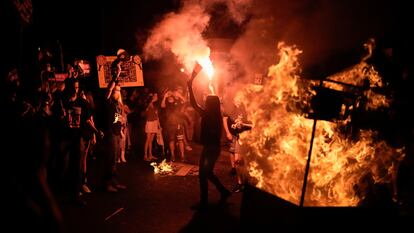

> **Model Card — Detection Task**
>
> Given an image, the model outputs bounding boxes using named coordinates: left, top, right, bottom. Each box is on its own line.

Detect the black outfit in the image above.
left=61, top=96, right=91, bottom=201
left=188, top=82, right=231, bottom=208
left=104, top=98, right=124, bottom=188
left=164, top=99, right=185, bottom=142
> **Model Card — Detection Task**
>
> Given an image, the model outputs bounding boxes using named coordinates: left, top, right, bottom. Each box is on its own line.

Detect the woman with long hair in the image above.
left=187, top=64, right=231, bottom=211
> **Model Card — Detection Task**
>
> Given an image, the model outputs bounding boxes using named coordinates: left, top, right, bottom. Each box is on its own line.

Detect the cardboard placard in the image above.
left=54, top=73, right=68, bottom=82
left=96, top=55, right=144, bottom=88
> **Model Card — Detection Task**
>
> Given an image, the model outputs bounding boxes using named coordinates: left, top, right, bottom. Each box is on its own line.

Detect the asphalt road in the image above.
left=59, top=143, right=243, bottom=233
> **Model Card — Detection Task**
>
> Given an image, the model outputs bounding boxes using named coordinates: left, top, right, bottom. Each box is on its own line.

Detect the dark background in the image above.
left=2, top=0, right=180, bottom=68
left=1, top=0, right=412, bottom=85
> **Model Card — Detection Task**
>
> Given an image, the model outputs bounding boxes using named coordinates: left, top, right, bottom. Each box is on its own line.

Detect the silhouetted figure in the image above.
left=223, top=94, right=252, bottom=193
left=187, top=63, right=231, bottom=211
left=102, top=49, right=129, bottom=192
left=61, top=79, right=102, bottom=205
left=3, top=68, right=63, bottom=232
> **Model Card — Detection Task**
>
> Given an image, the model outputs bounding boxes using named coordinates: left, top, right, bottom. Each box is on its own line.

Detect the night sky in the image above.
left=2, top=0, right=412, bottom=78
left=2, top=0, right=180, bottom=70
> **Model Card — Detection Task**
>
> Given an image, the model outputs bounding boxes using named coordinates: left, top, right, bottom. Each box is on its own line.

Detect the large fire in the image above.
left=142, top=0, right=402, bottom=206
left=239, top=42, right=404, bottom=206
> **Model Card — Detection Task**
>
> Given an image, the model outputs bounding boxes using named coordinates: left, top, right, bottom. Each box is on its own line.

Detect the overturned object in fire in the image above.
left=238, top=42, right=404, bottom=207
left=305, top=65, right=392, bottom=132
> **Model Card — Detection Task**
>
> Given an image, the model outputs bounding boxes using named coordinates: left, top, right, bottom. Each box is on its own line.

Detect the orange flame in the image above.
left=238, top=42, right=404, bottom=206
left=151, top=159, right=173, bottom=174
left=325, top=63, right=389, bottom=110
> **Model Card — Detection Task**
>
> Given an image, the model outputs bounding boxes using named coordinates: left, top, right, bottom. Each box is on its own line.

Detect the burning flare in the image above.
left=143, top=2, right=216, bottom=94
left=196, top=55, right=215, bottom=95
left=197, top=57, right=215, bottom=80
left=238, top=42, right=404, bottom=206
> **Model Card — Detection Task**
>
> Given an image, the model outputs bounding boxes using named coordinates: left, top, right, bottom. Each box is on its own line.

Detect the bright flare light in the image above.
left=197, top=57, right=214, bottom=80
left=196, top=56, right=215, bottom=94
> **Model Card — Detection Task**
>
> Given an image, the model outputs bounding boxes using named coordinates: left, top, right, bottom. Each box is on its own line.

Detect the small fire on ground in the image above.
left=151, top=160, right=198, bottom=176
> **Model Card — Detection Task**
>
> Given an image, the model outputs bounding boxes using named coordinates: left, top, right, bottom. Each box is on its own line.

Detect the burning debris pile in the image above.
left=150, top=160, right=174, bottom=175
left=151, top=160, right=199, bottom=176
left=238, top=41, right=405, bottom=207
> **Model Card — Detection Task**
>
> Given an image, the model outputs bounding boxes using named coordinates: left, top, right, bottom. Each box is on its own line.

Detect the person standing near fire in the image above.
left=161, top=88, right=186, bottom=162
left=187, top=63, right=232, bottom=211
left=223, top=93, right=252, bottom=193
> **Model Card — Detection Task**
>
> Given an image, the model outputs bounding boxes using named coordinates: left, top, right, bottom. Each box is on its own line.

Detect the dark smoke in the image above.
left=231, top=0, right=397, bottom=79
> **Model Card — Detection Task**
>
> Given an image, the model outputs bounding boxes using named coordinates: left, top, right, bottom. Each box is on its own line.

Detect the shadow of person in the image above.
left=179, top=203, right=241, bottom=233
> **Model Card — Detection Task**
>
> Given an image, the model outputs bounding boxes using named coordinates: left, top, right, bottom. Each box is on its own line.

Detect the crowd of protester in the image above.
left=1, top=42, right=210, bottom=231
